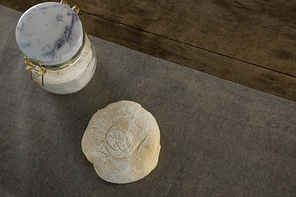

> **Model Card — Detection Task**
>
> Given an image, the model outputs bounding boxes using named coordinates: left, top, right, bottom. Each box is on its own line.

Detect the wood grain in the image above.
left=69, top=0, right=296, bottom=76
left=78, top=12, right=296, bottom=101
left=0, top=0, right=43, bottom=12
left=1, top=0, right=296, bottom=102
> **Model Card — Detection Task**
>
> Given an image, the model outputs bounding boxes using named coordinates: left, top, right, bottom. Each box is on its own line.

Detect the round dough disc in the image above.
left=82, top=100, right=161, bottom=184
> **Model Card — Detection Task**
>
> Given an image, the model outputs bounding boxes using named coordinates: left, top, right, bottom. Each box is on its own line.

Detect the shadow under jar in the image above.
left=15, top=1, right=97, bottom=94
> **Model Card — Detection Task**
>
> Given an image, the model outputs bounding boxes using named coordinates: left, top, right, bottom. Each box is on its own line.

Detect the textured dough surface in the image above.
left=82, top=101, right=161, bottom=184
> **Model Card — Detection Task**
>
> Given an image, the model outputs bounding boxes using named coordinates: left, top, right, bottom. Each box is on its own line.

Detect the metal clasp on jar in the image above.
left=60, top=0, right=80, bottom=14
left=24, top=56, right=47, bottom=86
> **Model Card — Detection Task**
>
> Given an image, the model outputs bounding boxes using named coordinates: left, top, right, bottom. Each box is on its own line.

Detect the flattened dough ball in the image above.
left=82, top=100, right=161, bottom=184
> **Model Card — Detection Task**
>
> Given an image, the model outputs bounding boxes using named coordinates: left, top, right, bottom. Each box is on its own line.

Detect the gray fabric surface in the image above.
left=0, top=5, right=296, bottom=197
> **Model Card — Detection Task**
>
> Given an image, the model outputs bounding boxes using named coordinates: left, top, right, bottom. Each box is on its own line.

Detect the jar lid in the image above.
left=16, top=2, right=83, bottom=66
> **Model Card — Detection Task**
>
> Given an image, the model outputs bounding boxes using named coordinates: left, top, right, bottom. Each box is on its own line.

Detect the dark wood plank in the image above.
left=1, top=0, right=296, bottom=102
left=78, top=12, right=296, bottom=101
left=0, top=0, right=44, bottom=12
left=69, top=0, right=296, bottom=76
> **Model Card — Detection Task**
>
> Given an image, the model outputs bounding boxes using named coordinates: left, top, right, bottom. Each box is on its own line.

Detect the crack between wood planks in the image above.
left=81, top=10, right=296, bottom=79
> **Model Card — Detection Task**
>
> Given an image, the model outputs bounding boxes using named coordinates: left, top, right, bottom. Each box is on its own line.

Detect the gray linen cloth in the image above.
left=0, top=5, right=295, bottom=197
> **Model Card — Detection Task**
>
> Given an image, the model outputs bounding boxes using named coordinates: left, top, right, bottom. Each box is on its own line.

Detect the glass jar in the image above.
left=15, top=1, right=97, bottom=94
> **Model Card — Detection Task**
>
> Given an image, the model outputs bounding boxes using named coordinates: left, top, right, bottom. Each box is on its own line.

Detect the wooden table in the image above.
left=0, top=3, right=296, bottom=197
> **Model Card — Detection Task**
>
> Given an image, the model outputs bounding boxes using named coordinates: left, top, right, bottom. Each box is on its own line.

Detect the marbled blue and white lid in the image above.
left=16, top=2, right=83, bottom=66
